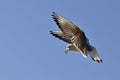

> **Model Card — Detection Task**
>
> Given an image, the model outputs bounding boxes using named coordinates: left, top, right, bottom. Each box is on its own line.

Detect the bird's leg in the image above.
left=64, top=44, right=79, bottom=53
left=64, top=47, right=69, bottom=53
left=64, top=44, right=75, bottom=53
left=64, top=44, right=72, bottom=53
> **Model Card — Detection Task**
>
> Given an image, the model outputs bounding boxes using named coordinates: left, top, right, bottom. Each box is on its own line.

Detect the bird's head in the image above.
left=87, top=45, right=102, bottom=63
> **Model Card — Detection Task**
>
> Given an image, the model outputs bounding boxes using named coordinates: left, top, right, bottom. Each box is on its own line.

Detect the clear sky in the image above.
left=0, top=0, right=120, bottom=80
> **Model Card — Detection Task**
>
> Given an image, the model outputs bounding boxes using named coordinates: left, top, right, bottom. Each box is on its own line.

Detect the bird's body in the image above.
left=50, top=12, right=102, bottom=63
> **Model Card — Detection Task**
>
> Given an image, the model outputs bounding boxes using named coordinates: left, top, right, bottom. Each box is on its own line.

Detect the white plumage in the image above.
left=50, top=12, right=102, bottom=63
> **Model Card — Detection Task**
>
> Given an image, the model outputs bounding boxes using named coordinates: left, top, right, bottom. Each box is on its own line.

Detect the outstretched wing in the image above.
left=51, top=12, right=88, bottom=56
left=52, top=12, right=84, bottom=38
left=51, top=12, right=102, bottom=62
left=50, top=30, right=71, bottom=43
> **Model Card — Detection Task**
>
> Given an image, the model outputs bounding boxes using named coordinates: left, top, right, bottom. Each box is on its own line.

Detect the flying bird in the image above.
left=50, top=12, right=102, bottom=63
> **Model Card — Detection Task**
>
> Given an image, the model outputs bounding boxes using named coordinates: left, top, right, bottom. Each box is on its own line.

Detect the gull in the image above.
left=50, top=12, right=102, bottom=63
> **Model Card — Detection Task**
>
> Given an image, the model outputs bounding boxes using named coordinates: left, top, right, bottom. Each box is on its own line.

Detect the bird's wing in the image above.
left=71, top=32, right=88, bottom=57
left=52, top=12, right=88, bottom=52
left=50, top=30, right=71, bottom=43
left=52, top=12, right=89, bottom=56
left=72, top=32, right=87, bottom=49
left=52, top=12, right=84, bottom=38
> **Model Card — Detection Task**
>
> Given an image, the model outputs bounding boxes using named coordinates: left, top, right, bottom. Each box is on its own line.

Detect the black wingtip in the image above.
left=50, top=30, right=53, bottom=34
left=50, top=30, right=58, bottom=37
left=50, top=30, right=58, bottom=38
left=52, top=12, right=56, bottom=16
left=52, top=12, right=55, bottom=14
left=52, top=12, right=59, bottom=18
left=52, top=12, right=56, bottom=18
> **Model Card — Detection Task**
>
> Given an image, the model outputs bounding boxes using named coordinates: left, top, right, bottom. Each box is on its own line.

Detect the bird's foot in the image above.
left=64, top=48, right=70, bottom=54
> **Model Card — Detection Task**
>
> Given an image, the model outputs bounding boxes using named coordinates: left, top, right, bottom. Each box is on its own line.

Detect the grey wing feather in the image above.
left=72, top=33, right=88, bottom=55
left=52, top=12, right=84, bottom=38
left=50, top=30, right=71, bottom=43
left=51, top=12, right=102, bottom=62
left=52, top=12, right=88, bottom=55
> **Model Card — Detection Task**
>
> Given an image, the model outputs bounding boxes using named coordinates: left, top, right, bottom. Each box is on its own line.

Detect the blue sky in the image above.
left=0, top=0, right=120, bottom=80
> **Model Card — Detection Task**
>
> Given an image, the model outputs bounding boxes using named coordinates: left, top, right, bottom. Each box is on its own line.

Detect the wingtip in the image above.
left=50, top=30, right=58, bottom=37
left=50, top=30, right=53, bottom=34
left=52, top=12, right=55, bottom=14
left=51, top=12, right=57, bottom=19
left=52, top=12, right=56, bottom=16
